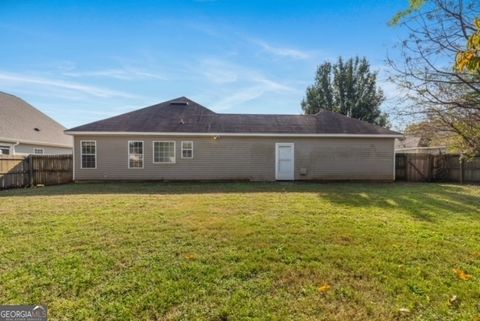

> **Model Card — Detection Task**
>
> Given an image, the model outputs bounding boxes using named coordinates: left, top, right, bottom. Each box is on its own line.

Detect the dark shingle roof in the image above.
left=67, top=97, right=401, bottom=136
left=0, top=91, right=73, bottom=146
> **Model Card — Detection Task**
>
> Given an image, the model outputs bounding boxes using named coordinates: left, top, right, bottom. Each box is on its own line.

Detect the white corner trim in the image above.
left=393, top=147, right=396, bottom=181
left=64, top=131, right=403, bottom=138
left=72, top=139, right=76, bottom=180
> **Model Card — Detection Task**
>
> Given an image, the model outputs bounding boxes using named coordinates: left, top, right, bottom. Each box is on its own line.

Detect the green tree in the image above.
left=389, top=0, right=426, bottom=26
left=301, top=57, right=388, bottom=127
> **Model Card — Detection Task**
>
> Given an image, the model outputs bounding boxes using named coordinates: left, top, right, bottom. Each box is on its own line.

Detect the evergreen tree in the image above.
left=301, top=57, right=388, bottom=127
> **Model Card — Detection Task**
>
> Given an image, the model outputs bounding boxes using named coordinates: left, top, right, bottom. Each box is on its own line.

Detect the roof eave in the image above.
left=64, top=131, right=403, bottom=138
left=0, top=136, right=73, bottom=148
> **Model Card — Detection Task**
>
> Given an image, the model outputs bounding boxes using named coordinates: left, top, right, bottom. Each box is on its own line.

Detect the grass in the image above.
left=0, top=182, right=479, bottom=321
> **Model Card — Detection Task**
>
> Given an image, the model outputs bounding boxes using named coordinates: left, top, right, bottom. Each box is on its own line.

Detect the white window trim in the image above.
left=128, top=140, right=144, bottom=169
left=33, top=148, right=44, bottom=155
left=181, top=141, right=194, bottom=159
left=80, top=140, right=97, bottom=169
left=0, top=144, right=12, bottom=155
left=152, top=141, right=176, bottom=164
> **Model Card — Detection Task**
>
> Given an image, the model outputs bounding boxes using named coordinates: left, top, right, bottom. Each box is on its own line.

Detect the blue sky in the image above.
left=0, top=0, right=407, bottom=129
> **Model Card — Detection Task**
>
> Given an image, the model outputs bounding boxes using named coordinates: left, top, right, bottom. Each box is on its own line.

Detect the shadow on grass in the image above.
left=1, top=181, right=398, bottom=196
left=1, top=181, right=479, bottom=221
left=319, top=183, right=480, bottom=222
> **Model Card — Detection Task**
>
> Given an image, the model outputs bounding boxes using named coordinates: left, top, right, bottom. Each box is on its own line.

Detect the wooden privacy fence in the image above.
left=0, top=154, right=73, bottom=190
left=395, top=153, right=480, bottom=183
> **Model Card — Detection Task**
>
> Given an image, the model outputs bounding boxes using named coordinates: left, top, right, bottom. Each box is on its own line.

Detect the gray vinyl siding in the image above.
left=73, top=135, right=394, bottom=181
left=14, top=143, right=72, bottom=155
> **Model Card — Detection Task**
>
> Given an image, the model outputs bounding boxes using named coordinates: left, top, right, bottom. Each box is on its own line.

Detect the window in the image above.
left=81, top=140, right=96, bottom=169
left=181, top=141, right=193, bottom=159
left=0, top=145, right=11, bottom=155
left=34, top=148, right=44, bottom=155
left=153, top=141, right=175, bottom=163
left=128, top=141, right=144, bottom=168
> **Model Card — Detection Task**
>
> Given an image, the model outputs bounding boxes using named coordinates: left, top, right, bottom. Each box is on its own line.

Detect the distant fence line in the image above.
left=0, top=154, right=73, bottom=190
left=395, top=153, right=480, bottom=183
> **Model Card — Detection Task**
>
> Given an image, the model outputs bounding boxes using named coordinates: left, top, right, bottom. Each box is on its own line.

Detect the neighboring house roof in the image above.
left=0, top=92, right=72, bottom=147
left=66, top=97, right=402, bottom=137
left=395, top=135, right=428, bottom=149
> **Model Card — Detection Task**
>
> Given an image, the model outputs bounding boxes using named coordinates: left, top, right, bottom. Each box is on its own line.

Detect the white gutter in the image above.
left=395, top=146, right=447, bottom=151
left=64, top=131, right=403, bottom=138
left=0, top=137, right=72, bottom=148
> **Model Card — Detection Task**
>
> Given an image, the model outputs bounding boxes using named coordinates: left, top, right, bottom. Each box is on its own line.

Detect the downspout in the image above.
left=12, top=141, right=20, bottom=155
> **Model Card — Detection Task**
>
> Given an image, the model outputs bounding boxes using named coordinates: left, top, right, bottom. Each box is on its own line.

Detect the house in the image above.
left=395, top=135, right=447, bottom=154
left=65, top=97, right=403, bottom=181
left=395, top=135, right=428, bottom=150
left=0, top=92, right=72, bottom=155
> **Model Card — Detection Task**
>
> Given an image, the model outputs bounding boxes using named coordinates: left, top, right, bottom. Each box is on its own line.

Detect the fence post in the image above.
left=23, top=157, right=28, bottom=187
left=428, top=154, right=433, bottom=182
left=28, top=155, right=34, bottom=187
left=459, top=155, right=464, bottom=184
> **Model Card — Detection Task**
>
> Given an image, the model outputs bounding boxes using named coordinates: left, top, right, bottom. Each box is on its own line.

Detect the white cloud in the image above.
left=64, top=68, right=166, bottom=80
left=202, top=67, right=238, bottom=84
left=253, top=76, right=295, bottom=92
left=198, top=59, right=299, bottom=111
left=184, top=21, right=311, bottom=60
left=213, top=87, right=266, bottom=111
left=200, top=59, right=295, bottom=88
left=0, top=71, right=136, bottom=98
left=249, top=38, right=310, bottom=60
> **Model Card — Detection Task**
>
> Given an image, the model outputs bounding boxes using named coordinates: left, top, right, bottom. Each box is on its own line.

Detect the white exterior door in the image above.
left=275, top=143, right=294, bottom=180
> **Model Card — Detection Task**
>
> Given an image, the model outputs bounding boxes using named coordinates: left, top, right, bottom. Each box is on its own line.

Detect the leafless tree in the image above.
left=388, top=0, right=480, bottom=156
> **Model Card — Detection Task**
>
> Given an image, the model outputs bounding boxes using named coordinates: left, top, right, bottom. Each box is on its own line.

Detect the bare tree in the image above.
left=388, top=0, right=480, bottom=156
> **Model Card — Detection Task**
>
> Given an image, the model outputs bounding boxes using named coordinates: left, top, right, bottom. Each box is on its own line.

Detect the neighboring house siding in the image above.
left=0, top=142, right=72, bottom=155
left=13, top=144, right=72, bottom=155
left=73, top=135, right=394, bottom=181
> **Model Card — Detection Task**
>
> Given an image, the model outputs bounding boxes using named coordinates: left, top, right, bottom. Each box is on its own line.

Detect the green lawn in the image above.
left=1, top=182, right=479, bottom=321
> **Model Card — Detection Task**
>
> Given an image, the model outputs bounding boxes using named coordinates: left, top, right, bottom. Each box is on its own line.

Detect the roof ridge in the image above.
left=218, top=112, right=307, bottom=117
